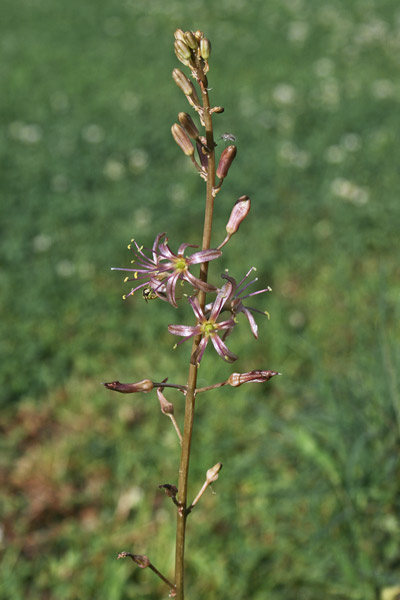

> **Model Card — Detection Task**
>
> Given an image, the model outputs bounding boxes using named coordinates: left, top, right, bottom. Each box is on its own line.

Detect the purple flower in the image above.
left=168, top=281, right=237, bottom=364
left=112, top=233, right=221, bottom=308
left=210, top=268, right=271, bottom=339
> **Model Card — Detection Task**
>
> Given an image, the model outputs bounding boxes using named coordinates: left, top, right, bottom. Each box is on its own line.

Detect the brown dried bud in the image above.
left=157, top=388, right=174, bottom=415
left=200, top=38, right=211, bottom=60
left=174, top=29, right=186, bottom=42
left=226, top=195, right=251, bottom=235
left=206, top=462, right=223, bottom=484
left=159, top=483, right=178, bottom=498
left=171, top=123, right=194, bottom=156
left=216, top=145, right=237, bottom=180
left=174, top=39, right=191, bottom=60
left=194, top=30, right=204, bottom=41
left=227, top=370, right=280, bottom=387
left=103, top=379, right=154, bottom=393
left=184, top=31, right=198, bottom=50
left=172, top=68, right=192, bottom=96
left=196, top=138, right=208, bottom=169
left=117, top=552, right=150, bottom=569
left=211, top=106, right=225, bottom=114
left=178, top=112, right=199, bottom=139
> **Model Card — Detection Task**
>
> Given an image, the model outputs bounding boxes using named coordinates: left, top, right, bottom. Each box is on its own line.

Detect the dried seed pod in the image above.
left=171, top=123, right=194, bottom=156
left=216, top=145, right=237, bottom=180
left=184, top=30, right=198, bottom=50
left=103, top=379, right=154, bottom=393
left=178, top=112, right=199, bottom=139
left=200, top=38, right=211, bottom=60
left=172, top=68, right=192, bottom=96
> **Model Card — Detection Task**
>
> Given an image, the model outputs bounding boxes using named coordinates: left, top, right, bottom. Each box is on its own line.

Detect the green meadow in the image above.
left=1, top=0, right=399, bottom=598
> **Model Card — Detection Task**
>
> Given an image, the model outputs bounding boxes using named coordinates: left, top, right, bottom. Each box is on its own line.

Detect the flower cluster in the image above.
left=112, top=233, right=221, bottom=308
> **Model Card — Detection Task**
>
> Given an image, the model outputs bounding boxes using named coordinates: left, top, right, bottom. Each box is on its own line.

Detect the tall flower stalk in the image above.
left=104, top=29, right=280, bottom=600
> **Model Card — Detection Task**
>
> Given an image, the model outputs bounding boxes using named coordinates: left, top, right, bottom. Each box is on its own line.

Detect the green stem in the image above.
left=174, top=68, right=215, bottom=600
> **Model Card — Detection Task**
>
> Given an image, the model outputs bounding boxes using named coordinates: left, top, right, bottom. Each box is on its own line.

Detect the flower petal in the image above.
left=166, top=271, right=181, bottom=307
left=210, top=281, right=233, bottom=321
left=188, top=296, right=206, bottom=322
left=168, top=324, right=199, bottom=337
left=187, top=249, right=221, bottom=265
left=210, top=334, right=238, bottom=362
left=184, top=271, right=217, bottom=293
left=241, top=307, right=258, bottom=338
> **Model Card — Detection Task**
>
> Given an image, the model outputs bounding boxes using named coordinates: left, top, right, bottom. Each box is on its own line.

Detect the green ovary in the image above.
left=201, top=321, right=216, bottom=337
left=174, top=258, right=187, bottom=272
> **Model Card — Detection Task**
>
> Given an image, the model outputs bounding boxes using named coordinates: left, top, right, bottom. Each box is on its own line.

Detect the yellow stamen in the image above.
left=122, top=295, right=127, bottom=300
left=127, top=244, right=131, bottom=249
left=264, top=310, right=271, bottom=320
left=130, top=238, right=135, bottom=242
left=124, top=276, right=129, bottom=283
left=134, top=272, right=138, bottom=279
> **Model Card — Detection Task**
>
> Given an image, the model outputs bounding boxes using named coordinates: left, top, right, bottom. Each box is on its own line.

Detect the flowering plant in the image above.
left=104, top=29, right=279, bottom=599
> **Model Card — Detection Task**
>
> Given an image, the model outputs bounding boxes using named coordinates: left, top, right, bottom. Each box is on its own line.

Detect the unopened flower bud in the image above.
left=200, top=38, right=211, bottom=60
left=178, top=112, right=199, bottom=139
left=216, top=145, right=237, bottom=180
left=184, top=31, right=198, bottom=50
left=226, top=195, right=251, bottom=235
left=206, top=462, right=223, bottom=484
left=194, top=30, right=204, bottom=41
left=174, top=39, right=191, bottom=60
left=227, top=370, right=280, bottom=387
left=117, top=552, right=150, bottom=569
left=174, top=29, right=186, bottom=42
left=171, top=123, right=194, bottom=156
left=172, top=68, right=192, bottom=96
left=103, top=379, right=154, bottom=393
left=157, top=388, right=175, bottom=415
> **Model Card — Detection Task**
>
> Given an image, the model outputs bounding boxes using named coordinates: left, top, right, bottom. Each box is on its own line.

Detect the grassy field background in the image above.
left=1, top=0, right=400, bottom=598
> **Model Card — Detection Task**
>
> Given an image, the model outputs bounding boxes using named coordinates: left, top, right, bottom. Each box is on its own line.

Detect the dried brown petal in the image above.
left=227, top=370, right=280, bottom=387
left=117, top=552, right=150, bottom=569
left=159, top=483, right=178, bottom=498
left=103, top=379, right=154, bottom=393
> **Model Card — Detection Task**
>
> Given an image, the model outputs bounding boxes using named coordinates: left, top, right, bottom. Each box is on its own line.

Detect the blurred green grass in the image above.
left=1, top=0, right=400, bottom=598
